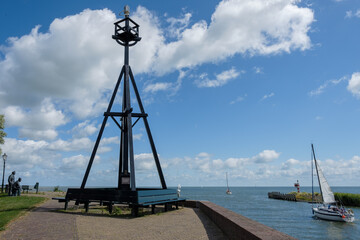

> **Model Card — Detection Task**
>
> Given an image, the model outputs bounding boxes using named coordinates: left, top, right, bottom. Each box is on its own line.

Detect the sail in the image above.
left=315, top=160, right=336, bottom=204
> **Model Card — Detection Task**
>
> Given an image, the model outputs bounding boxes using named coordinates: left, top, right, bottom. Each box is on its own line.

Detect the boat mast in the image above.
left=226, top=172, right=229, bottom=190
left=311, top=144, right=314, bottom=203
left=311, top=144, right=324, bottom=203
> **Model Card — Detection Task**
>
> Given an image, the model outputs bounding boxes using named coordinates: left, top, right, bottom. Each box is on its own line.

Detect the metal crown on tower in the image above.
left=112, top=5, right=141, bottom=46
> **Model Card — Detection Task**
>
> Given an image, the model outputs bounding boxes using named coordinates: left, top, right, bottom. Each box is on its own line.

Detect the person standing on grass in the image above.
left=12, top=177, right=21, bottom=196
left=7, top=171, right=15, bottom=196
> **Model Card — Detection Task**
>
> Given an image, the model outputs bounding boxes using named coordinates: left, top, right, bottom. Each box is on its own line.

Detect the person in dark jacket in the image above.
left=7, top=171, right=15, bottom=196
left=12, top=178, right=22, bottom=196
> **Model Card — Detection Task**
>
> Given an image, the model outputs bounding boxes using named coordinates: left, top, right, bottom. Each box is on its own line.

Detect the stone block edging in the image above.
left=184, top=200, right=296, bottom=240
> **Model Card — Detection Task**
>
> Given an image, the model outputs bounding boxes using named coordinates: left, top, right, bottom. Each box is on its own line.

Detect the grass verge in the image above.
left=288, top=191, right=360, bottom=207
left=335, top=193, right=360, bottom=207
left=288, top=191, right=321, bottom=202
left=0, top=193, right=46, bottom=231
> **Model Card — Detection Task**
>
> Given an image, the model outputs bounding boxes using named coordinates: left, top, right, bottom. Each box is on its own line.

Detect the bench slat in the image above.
left=137, top=189, right=177, bottom=197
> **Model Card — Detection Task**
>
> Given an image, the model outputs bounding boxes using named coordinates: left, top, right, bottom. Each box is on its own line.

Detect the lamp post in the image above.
left=1, top=153, right=6, bottom=193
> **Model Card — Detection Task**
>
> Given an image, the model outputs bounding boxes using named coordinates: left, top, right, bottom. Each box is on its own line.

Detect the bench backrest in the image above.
left=137, top=189, right=180, bottom=205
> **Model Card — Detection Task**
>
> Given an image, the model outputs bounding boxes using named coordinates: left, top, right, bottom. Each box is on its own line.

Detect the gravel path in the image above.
left=0, top=198, right=227, bottom=240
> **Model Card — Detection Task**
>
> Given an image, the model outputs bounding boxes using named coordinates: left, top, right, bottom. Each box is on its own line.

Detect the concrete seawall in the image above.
left=185, top=200, right=296, bottom=240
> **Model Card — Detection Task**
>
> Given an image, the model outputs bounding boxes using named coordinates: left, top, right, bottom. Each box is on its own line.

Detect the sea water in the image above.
left=40, top=186, right=360, bottom=239
left=181, top=186, right=360, bottom=240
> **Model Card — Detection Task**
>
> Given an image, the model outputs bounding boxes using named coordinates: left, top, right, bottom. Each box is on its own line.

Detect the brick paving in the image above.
left=0, top=200, right=78, bottom=240
left=76, top=207, right=226, bottom=240
left=0, top=199, right=228, bottom=240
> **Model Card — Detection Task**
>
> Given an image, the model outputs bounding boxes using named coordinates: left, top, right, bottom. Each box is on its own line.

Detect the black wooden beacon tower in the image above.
left=64, top=6, right=183, bottom=214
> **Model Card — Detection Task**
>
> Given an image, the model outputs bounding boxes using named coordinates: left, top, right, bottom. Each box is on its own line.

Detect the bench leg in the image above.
left=85, top=202, right=89, bottom=212
left=151, top=205, right=155, bottom=214
left=64, top=201, right=68, bottom=210
left=108, top=201, right=113, bottom=214
left=131, top=206, right=139, bottom=217
left=176, top=202, right=179, bottom=209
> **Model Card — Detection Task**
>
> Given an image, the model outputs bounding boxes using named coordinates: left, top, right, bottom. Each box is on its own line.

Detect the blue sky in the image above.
left=1, top=0, right=360, bottom=188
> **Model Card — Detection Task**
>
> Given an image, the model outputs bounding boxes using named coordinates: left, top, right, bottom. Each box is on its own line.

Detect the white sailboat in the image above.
left=311, top=144, right=354, bottom=222
left=226, top=172, right=232, bottom=195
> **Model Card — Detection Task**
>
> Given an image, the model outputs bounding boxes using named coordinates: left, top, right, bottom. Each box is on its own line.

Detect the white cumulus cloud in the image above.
left=3, top=98, right=67, bottom=140
left=195, top=67, right=241, bottom=88
left=0, top=2, right=314, bottom=138
left=347, top=72, right=360, bottom=98
left=153, top=0, right=314, bottom=74
left=252, top=150, right=280, bottom=163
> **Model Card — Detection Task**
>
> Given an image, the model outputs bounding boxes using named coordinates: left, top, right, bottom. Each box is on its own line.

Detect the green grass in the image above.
left=53, top=186, right=63, bottom=192
left=0, top=193, right=46, bottom=231
left=335, top=193, right=360, bottom=207
left=287, top=191, right=360, bottom=207
left=288, top=191, right=321, bottom=202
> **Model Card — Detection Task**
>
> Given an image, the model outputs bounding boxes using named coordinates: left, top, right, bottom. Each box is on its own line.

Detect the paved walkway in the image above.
left=0, top=199, right=228, bottom=240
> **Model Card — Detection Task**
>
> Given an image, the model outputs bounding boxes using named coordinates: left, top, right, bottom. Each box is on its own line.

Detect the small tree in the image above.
left=0, top=115, right=6, bottom=156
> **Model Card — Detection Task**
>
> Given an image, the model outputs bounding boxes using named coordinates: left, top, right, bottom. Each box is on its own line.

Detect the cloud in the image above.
left=281, top=158, right=300, bottom=170
left=133, top=133, right=143, bottom=141
left=252, top=150, right=280, bottom=163
left=70, top=120, right=98, bottom=138
left=48, top=138, right=93, bottom=152
left=345, top=9, right=360, bottom=18
left=195, top=68, right=241, bottom=88
left=0, top=7, right=164, bottom=120
left=309, top=76, right=347, bottom=96
left=225, top=157, right=249, bottom=168
left=253, top=67, right=263, bottom=74
left=166, top=13, right=192, bottom=38
left=3, top=98, right=67, bottom=140
left=174, top=149, right=281, bottom=174
left=153, top=0, right=314, bottom=74
left=1, top=138, right=56, bottom=169
left=230, top=94, right=247, bottom=104
left=143, top=82, right=174, bottom=93
left=314, top=156, right=360, bottom=179
left=0, top=9, right=118, bottom=120
left=144, top=70, right=184, bottom=95
left=135, top=153, right=156, bottom=171
left=197, top=152, right=211, bottom=159
left=261, top=92, right=275, bottom=101
left=347, top=72, right=360, bottom=98
left=61, top=154, right=88, bottom=170
left=212, top=159, right=224, bottom=169
left=0, top=2, right=314, bottom=136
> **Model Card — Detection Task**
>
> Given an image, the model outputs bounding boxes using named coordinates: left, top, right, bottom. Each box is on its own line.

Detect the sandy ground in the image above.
left=0, top=195, right=228, bottom=240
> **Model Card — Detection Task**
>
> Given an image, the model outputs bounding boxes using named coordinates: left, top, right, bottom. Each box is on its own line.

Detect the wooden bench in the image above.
left=136, top=189, right=185, bottom=214
left=22, top=185, right=31, bottom=193
left=137, top=189, right=185, bottom=206
left=52, top=188, right=185, bottom=216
